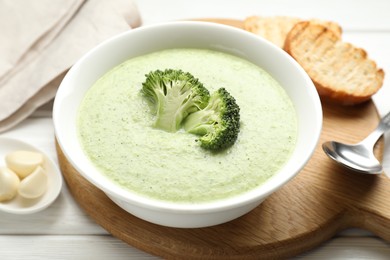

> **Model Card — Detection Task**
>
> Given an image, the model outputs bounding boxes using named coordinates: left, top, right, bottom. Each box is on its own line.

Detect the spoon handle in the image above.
left=359, top=110, right=390, bottom=148
left=380, top=110, right=390, bottom=131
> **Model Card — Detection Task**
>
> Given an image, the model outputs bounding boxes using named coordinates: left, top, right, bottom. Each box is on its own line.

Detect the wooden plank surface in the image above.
left=0, top=236, right=388, bottom=260
left=55, top=19, right=390, bottom=259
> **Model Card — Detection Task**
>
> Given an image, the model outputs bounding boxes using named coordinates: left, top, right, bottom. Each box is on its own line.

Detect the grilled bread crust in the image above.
left=284, top=21, right=384, bottom=105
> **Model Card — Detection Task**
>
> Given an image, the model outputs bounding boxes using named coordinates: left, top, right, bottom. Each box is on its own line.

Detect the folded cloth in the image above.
left=0, top=0, right=141, bottom=133
left=0, top=0, right=85, bottom=80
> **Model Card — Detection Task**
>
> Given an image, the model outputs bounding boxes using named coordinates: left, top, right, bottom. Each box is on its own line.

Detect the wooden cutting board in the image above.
left=56, top=19, right=390, bottom=259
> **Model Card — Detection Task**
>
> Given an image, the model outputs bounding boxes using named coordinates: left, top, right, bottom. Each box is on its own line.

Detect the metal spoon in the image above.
left=322, top=110, right=390, bottom=174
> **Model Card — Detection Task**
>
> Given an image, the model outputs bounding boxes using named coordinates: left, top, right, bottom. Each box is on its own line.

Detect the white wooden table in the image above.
left=1, top=0, right=390, bottom=259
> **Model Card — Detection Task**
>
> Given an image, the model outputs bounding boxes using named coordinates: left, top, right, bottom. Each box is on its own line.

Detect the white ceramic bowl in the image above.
left=53, top=21, right=322, bottom=228
left=0, top=137, right=62, bottom=214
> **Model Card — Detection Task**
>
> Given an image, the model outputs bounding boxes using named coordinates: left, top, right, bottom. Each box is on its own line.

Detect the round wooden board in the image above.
left=56, top=19, right=390, bottom=259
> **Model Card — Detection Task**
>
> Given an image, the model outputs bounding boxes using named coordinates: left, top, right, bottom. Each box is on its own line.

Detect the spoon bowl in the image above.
left=323, top=110, right=390, bottom=174
left=322, top=141, right=382, bottom=174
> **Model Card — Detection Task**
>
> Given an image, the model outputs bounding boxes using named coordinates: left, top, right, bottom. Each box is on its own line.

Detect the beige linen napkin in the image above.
left=0, top=0, right=84, bottom=80
left=0, top=0, right=141, bottom=132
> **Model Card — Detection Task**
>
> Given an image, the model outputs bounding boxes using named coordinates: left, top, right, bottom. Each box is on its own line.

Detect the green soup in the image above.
left=77, top=48, right=297, bottom=203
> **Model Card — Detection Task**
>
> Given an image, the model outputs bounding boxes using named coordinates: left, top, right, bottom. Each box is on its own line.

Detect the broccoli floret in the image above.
left=183, top=87, right=240, bottom=151
left=141, top=69, right=210, bottom=132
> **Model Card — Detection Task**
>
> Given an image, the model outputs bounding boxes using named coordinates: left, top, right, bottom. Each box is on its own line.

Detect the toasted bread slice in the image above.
left=244, top=16, right=342, bottom=48
left=244, top=16, right=301, bottom=48
left=284, top=21, right=384, bottom=105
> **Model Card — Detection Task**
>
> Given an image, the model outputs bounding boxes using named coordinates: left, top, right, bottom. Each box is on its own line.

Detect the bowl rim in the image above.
left=53, top=21, right=322, bottom=214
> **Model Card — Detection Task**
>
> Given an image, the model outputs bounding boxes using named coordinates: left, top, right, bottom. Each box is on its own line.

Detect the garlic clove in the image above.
left=18, top=166, right=47, bottom=199
left=5, top=150, right=44, bottom=179
left=0, top=167, right=20, bottom=202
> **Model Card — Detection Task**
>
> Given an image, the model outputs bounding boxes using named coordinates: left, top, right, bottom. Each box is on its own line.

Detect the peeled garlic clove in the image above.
left=0, top=167, right=20, bottom=202
left=5, top=150, right=44, bottom=179
left=18, top=166, right=47, bottom=199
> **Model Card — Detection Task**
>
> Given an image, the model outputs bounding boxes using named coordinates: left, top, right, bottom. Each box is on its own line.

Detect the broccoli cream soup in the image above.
left=78, top=48, right=297, bottom=203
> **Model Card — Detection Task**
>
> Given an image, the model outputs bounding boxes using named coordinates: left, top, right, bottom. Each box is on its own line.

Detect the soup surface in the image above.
left=78, top=48, right=297, bottom=203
